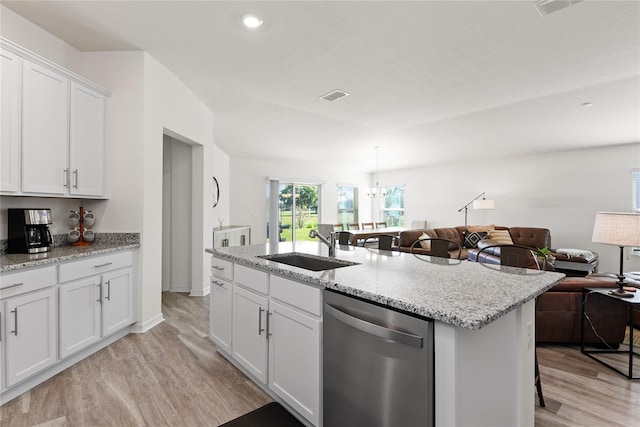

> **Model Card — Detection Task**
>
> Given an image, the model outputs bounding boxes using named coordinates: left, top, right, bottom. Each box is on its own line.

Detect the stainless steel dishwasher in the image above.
left=323, top=289, right=434, bottom=427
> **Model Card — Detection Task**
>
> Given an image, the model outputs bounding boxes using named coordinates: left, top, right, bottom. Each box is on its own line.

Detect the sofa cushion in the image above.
left=487, top=229, right=514, bottom=245
left=509, top=227, right=550, bottom=249
left=434, top=227, right=464, bottom=248
left=463, top=231, right=488, bottom=248
left=418, top=232, right=431, bottom=249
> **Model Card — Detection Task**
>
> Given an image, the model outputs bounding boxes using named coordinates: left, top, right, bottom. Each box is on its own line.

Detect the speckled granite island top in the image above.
left=1, top=233, right=140, bottom=272
left=206, top=242, right=565, bottom=330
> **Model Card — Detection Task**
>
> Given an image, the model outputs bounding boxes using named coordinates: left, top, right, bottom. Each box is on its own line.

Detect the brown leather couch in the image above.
left=536, top=275, right=628, bottom=346
left=395, top=226, right=550, bottom=262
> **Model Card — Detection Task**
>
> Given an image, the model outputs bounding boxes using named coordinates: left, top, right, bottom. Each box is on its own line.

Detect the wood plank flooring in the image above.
left=1, top=291, right=639, bottom=426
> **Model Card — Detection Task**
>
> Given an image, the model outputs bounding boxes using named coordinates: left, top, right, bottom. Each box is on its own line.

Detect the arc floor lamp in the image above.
left=458, top=192, right=495, bottom=227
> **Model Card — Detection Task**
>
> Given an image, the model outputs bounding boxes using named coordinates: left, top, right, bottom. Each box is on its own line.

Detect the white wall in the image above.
left=230, top=157, right=370, bottom=244
left=377, top=143, right=640, bottom=273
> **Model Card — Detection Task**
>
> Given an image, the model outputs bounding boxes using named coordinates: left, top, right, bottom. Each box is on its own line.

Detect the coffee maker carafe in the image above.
left=8, top=209, right=54, bottom=254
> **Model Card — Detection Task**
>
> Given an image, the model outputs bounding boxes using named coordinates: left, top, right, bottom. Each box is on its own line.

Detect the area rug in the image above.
left=219, top=402, right=304, bottom=427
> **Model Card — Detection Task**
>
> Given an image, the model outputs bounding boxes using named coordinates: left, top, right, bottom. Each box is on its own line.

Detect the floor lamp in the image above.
left=458, top=192, right=495, bottom=227
left=592, top=212, right=640, bottom=298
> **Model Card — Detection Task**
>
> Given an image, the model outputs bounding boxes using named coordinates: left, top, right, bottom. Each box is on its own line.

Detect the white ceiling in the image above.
left=3, top=0, right=639, bottom=172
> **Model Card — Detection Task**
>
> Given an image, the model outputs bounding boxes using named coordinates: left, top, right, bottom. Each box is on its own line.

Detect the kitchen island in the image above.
left=206, top=241, right=565, bottom=427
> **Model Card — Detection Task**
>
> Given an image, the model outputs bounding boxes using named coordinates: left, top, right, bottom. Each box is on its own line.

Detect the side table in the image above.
left=581, top=287, right=640, bottom=379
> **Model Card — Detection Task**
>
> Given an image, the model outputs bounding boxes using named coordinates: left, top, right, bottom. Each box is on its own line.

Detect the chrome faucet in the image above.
left=309, top=229, right=336, bottom=257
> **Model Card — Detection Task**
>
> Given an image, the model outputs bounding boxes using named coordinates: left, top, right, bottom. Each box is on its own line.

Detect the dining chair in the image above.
left=333, top=223, right=344, bottom=231
left=364, top=235, right=397, bottom=251
left=336, top=231, right=354, bottom=245
left=347, top=223, right=360, bottom=230
left=475, top=244, right=546, bottom=407
left=361, top=222, right=374, bottom=229
left=410, top=237, right=462, bottom=259
left=375, top=221, right=387, bottom=229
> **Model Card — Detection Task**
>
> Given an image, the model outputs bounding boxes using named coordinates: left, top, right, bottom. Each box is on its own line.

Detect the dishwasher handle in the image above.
left=324, top=303, right=423, bottom=348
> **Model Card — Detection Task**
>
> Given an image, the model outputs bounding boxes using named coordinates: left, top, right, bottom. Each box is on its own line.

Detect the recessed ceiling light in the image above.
left=581, top=102, right=593, bottom=108
left=242, top=14, right=263, bottom=29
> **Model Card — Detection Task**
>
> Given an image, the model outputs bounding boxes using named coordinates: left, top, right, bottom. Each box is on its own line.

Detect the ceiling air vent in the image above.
left=320, top=89, right=349, bottom=102
left=534, top=0, right=582, bottom=16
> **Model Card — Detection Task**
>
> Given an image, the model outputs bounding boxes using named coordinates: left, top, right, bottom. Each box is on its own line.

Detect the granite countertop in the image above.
left=207, top=241, right=565, bottom=330
left=1, top=233, right=140, bottom=272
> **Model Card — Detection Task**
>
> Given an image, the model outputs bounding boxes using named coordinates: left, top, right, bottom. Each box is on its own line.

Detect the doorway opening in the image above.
left=162, top=134, right=194, bottom=292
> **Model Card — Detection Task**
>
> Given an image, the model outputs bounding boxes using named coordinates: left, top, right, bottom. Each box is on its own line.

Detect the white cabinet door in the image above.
left=0, top=49, right=21, bottom=192
left=59, top=277, right=101, bottom=359
left=69, top=82, right=105, bottom=197
left=232, top=285, right=268, bottom=383
left=210, top=277, right=233, bottom=354
left=4, top=287, right=57, bottom=387
left=21, top=60, right=69, bottom=194
left=102, top=268, right=134, bottom=337
left=268, top=300, right=321, bottom=426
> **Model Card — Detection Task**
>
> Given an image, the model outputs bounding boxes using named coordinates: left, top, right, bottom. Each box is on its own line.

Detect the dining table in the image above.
left=346, top=226, right=406, bottom=246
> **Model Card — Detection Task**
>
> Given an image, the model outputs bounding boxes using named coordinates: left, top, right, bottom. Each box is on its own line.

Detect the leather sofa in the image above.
left=536, top=275, right=628, bottom=345
left=394, top=225, right=550, bottom=262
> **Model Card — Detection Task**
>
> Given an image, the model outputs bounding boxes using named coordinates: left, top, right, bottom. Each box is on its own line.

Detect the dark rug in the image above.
left=219, top=402, right=304, bottom=427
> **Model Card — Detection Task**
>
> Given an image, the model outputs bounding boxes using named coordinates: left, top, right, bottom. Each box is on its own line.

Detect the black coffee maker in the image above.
left=8, top=209, right=54, bottom=254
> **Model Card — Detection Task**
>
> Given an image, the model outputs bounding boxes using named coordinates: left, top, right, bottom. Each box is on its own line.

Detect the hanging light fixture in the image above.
left=367, top=146, right=387, bottom=198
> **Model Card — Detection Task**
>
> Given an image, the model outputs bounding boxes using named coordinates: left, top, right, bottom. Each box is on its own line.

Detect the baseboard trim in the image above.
left=131, top=313, right=164, bottom=333
left=190, top=285, right=210, bottom=297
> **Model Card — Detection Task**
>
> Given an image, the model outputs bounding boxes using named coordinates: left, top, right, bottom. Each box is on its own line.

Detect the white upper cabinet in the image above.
left=69, top=82, right=105, bottom=197
left=21, top=59, right=69, bottom=195
left=0, top=49, right=21, bottom=192
left=0, top=37, right=110, bottom=198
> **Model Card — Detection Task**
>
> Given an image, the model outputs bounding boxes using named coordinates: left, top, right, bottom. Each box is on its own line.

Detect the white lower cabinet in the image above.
left=232, top=285, right=268, bottom=383
left=101, top=268, right=134, bottom=337
left=268, top=300, right=320, bottom=426
left=210, top=277, right=233, bottom=354
left=211, top=257, right=321, bottom=426
left=59, top=276, right=101, bottom=359
left=59, top=255, right=134, bottom=359
left=4, top=287, right=57, bottom=388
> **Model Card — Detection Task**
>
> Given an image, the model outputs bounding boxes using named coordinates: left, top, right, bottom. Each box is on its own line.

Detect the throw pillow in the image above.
left=488, top=229, right=514, bottom=245
left=468, top=224, right=496, bottom=233
left=463, top=231, right=488, bottom=248
left=418, top=232, right=431, bottom=250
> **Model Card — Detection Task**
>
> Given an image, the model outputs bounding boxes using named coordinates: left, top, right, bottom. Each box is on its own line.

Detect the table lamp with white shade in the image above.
left=591, top=212, right=640, bottom=297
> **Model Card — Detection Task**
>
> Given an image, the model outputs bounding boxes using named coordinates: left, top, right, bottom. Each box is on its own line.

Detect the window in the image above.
left=267, top=179, right=320, bottom=243
left=381, top=186, right=405, bottom=226
left=337, top=185, right=358, bottom=227
left=633, top=170, right=640, bottom=212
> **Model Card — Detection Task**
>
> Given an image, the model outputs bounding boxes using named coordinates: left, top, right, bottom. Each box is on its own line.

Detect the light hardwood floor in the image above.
left=1, top=292, right=639, bottom=426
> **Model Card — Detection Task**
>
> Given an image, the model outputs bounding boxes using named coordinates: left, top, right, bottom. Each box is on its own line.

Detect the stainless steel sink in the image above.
left=258, top=253, right=359, bottom=271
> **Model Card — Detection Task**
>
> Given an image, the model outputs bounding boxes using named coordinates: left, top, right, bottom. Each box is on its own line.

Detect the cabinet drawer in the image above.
left=270, top=275, right=322, bottom=317
left=234, top=264, right=268, bottom=295
left=0, top=265, right=57, bottom=299
left=211, top=257, right=233, bottom=281
left=58, top=251, right=133, bottom=283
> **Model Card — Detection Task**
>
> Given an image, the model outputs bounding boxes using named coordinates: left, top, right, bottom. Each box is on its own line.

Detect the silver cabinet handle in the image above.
left=258, top=307, right=265, bottom=335
left=324, top=303, right=424, bottom=348
left=105, top=280, right=111, bottom=301
left=73, top=169, right=79, bottom=189
left=63, top=168, right=69, bottom=187
left=97, top=283, right=103, bottom=303
left=10, top=308, right=18, bottom=336
left=3, top=282, right=24, bottom=290
left=94, top=262, right=113, bottom=268
left=212, top=265, right=225, bottom=271
left=212, top=280, right=225, bottom=287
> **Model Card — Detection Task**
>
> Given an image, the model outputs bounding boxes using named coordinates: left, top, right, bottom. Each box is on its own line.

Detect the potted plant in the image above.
left=533, top=247, right=555, bottom=268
